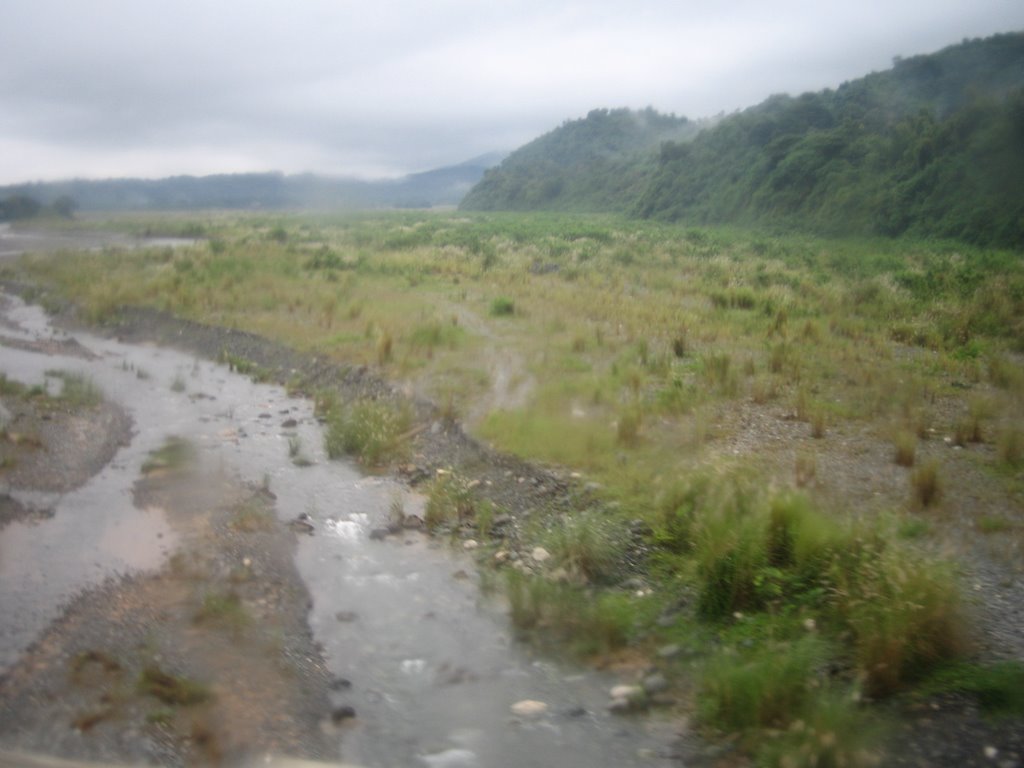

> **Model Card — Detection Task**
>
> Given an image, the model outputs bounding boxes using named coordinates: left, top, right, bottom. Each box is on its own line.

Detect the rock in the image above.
left=331, top=705, right=356, bottom=723
left=463, top=539, right=479, bottom=550
left=420, top=749, right=478, bottom=768
left=402, top=514, right=425, bottom=529
left=620, top=577, right=646, bottom=591
left=334, top=611, right=358, bottom=622
left=562, top=705, right=587, bottom=718
left=492, top=514, right=513, bottom=528
left=649, top=693, right=677, bottom=708
left=657, top=643, right=682, bottom=660
left=287, top=517, right=315, bottom=535
left=610, top=684, right=645, bottom=701
left=328, top=677, right=352, bottom=690
left=531, top=546, right=552, bottom=563
left=607, top=698, right=635, bottom=715
left=511, top=699, right=548, bottom=717
left=494, top=550, right=510, bottom=564
left=281, top=418, right=298, bottom=428
left=642, top=673, right=669, bottom=695
left=368, top=527, right=390, bottom=541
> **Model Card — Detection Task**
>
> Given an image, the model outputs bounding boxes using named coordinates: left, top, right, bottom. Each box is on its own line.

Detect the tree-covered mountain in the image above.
left=460, top=108, right=701, bottom=211
left=461, top=33, right=1024, bottom=249
left=0, top=152, right=505, bottom=215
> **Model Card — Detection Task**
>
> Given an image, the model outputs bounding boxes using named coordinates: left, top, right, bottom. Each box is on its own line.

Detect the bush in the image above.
left=893, top=430, right=916, bottom=467
left=504, top=571, right=639, bottom=656
left=424, top=472, right=476, bottom=530
left=324, top=397, right=411, bottom=466
left=543, top=511, right=623, bottom=584
left=910, top=459, right=941, bottom=508
left=489, top=296, right=515, bottom=316
left=700, top=636, right=828, bottom=730
left=830, top=543, right=967, bottom=697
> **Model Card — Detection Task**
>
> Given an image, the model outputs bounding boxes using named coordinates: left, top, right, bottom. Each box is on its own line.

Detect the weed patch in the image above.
left=323, top=397, right=411, bottom=466
left=138, top=665, right=211, bottom=706
left=142, top=436, right=195, bottom=474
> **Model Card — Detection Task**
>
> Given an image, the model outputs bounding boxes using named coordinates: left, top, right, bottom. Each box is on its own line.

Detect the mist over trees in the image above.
left=0, top=154, right=505, bottom=213
left=461, top=107, right=701, bottom=212
left=462, top=33, right=1024, bottom=249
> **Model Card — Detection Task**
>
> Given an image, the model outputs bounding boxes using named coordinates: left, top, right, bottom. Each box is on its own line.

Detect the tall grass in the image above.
left=323, top=397, right=411, bottom=466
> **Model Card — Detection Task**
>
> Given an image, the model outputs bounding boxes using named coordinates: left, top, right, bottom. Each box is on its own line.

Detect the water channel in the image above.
left=0, top=270, right=678, bottom=766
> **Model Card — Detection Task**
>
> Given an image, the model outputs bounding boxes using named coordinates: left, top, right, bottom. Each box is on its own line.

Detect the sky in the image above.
left=2, top=1, right=1023, bottom=185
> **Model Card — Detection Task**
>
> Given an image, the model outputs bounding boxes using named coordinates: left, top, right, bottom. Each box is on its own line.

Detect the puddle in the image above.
left=0, top=291, right=678, bottom=767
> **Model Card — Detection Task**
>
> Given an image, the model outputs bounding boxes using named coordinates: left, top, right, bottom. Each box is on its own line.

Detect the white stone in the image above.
left=610, top=684, right=644, bottom=701
left=463, top=539, right=479, bottom=550
left=511, top=699, right=548, bottom=717
left=531, top=546, right=551, bottom=563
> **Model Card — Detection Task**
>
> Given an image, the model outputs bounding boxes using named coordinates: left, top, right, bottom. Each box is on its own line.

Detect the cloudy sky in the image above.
left=2, top=1, right=1022, bottom=184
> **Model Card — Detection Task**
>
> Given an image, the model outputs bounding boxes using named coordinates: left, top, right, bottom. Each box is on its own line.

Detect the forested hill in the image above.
left=460, top=108, right=701, bottom=211
left=462, top=33, right=1024, bottom=249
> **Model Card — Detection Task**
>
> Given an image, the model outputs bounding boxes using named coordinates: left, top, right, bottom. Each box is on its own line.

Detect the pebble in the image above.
left=330, top=705, right=356, bottom=723
left=463, top=539, right=479, bottom=550
left=511, top=699, right=548, bottom=717
left=610, top=684, right=645, bottom=701
left=657, top=644, right=682, bottom=659
left=642, top=673, right=669, bottom=695
left=531, top=546, right=551, bottom=563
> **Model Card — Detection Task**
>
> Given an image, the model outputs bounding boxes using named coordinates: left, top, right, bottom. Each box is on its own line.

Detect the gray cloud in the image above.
left=2, top=0, right=1022, bottom=183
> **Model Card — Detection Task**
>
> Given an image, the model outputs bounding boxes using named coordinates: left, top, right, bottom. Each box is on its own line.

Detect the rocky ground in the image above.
left=0, top=328, right=341, bottom=765
left=2, top=278, right=1023, bottom=766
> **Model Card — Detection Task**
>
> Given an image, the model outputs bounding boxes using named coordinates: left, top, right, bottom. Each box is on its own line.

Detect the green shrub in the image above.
left=504, top=571, right=639, bottom=656
left=923, top=661, right=1024, bottom=715
left=831, top=544, right=966, bottom=697
left=700, top=636, right=828, bottom=730
left=893, top=430, right=916, bottom=467
left=997, top=423, right=1023, bottom=468
left=910, top=460, right=941, bottom=508
left=543, top=511, right=623, bottom=584
left=489, top=296, right=515, bottom=316
left=324, top=397, right=411, bottom=466
left=424, top=472, right=476, bottom=530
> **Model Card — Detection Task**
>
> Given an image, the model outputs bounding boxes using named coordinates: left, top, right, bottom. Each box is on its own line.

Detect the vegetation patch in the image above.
left=142, top=436, right=196, bottom=474
left=322, top=396, right=412, bottom=466
left=138, top=665, right=211, bottom=706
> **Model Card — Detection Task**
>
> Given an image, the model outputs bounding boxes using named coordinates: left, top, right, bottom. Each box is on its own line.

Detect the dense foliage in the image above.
left=462, top=33, right=1024, bottom=249
left=461, top=108, right=700, bottom=211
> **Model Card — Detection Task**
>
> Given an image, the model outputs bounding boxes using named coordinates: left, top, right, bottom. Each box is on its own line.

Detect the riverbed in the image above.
left=0, top=282, right=679, bottom=766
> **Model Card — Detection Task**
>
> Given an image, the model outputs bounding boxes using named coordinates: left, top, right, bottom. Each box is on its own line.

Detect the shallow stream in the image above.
left=0, top=288, right=677, bottom=767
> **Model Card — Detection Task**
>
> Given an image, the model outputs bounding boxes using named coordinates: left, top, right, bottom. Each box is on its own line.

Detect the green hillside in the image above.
left=460, top=107, right=699, bottom=211
left=462, top=33, right=1024, bottom=248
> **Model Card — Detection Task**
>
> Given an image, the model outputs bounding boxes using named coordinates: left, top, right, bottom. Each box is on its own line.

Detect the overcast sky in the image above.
left=1, top=1, right=1022, bottom=184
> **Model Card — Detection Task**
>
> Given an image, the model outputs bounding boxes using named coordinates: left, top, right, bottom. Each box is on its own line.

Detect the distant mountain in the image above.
left=0, top=152, right=506, bottom=213
left=460, top=108, right=701, bottom=211
left=461, top=32, right=1024, bottom=249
